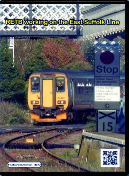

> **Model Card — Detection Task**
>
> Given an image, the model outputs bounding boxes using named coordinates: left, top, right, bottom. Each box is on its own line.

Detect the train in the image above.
left=28, top=68, right=125, bottom=124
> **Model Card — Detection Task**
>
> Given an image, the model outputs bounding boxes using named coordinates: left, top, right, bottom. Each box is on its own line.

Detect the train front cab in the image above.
left=28, top=73, right=68, bottom=123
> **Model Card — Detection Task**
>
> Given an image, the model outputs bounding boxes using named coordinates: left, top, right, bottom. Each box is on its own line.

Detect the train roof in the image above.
left=32, top=68, right=125, bottom=80
left=32, top=68, right=94, bottom=78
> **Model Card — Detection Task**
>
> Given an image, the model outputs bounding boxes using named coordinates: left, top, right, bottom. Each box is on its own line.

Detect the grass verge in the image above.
left=0, top=101, right=30, bottom=126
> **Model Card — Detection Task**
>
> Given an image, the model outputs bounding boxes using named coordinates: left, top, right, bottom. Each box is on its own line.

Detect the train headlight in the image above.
left=57, top=100, right=66, bottom=104
left=31, top=101, right=39, bottom=104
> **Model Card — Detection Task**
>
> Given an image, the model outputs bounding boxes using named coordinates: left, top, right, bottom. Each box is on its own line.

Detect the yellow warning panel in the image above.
left=43, top=79, right=53, bottom=107
left=25, top=138, right=34, bottom=143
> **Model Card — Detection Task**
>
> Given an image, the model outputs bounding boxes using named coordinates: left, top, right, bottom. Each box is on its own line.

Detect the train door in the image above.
left=43, top=79, right=53, bottom=107
left=40, top=75, right=56, bottom=109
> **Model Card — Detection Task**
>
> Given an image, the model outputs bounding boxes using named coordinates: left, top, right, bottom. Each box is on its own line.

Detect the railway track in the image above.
left=1, top=128, right=55, bottom=172
left=42, top=129, right=92, bottom=172
left=1, top=127, right=93, bottom=172
left=0, top=130, right=32, bottom=172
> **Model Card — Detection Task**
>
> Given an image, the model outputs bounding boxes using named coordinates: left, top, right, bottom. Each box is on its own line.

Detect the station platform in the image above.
left=91, top=132, right=125, bottom=140
left=82, top=130, right=125, bottom=145
left=80, top=130, right=125, bottom=171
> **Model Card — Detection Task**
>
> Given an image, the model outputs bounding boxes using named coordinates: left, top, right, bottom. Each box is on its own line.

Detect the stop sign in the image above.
left=100, top=51, right=114, bottom=65
left=94, top=41, right=120, bottom=76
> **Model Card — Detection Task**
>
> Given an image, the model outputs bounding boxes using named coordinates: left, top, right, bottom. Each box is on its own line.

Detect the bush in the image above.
left=0, top=101, right=30, bottom=125
left=86, top=115, right=96, bottom=123
left=64, top=61, right=93, bottom=70
left=0, top=38, right=26, bottom=104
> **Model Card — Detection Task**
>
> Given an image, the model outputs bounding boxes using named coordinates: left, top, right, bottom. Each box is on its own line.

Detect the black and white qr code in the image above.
left=101, top=149, right=120, bottom=167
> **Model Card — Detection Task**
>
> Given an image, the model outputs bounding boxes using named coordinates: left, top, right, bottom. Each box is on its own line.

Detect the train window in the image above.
left=31, top=77, right=40, bottom=92
left=56, top=77, right=65, bottom=92
left=74, top=81, right=94, bottom=104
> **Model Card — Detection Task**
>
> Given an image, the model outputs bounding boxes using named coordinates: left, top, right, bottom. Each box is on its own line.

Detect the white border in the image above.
left=100, top=149, right=120, bottom=167
left=7, top=162, right=41, bottom=167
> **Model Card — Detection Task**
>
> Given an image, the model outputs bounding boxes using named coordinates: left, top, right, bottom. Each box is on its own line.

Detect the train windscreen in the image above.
left=56, top=77, right=65, bottom=92
left=31, top=77, right=40, bottom=92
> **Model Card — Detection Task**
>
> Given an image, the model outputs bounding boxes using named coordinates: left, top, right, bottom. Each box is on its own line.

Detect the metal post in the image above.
left=29, top=4, right=32, bottom=35
left=8, top=37, right=14, bottom=67
left=11, top=37, right=14, bottom=67
left=76, top=4, right=80, bottom=37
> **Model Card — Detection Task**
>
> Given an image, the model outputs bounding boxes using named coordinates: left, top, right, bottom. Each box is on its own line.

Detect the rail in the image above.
left=2, top=128, right=93, bottom=172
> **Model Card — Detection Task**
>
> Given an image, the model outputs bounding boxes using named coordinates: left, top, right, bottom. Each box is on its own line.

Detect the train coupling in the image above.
left=41, top=109, right=56, bottom=118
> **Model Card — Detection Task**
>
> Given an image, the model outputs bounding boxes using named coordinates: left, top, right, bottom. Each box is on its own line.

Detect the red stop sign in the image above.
left=100, top=51, right=114, bottom=65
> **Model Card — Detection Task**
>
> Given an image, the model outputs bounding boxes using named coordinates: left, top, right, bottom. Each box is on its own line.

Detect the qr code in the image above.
left=101, top=149, right=120, bottom=167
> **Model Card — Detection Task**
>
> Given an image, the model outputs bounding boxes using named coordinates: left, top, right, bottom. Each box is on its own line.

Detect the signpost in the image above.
left=95, top=86, right=120, bottom=102
left=94, top=41, right=120, bottom=132
left=97, top=110, right=116, bottom=132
